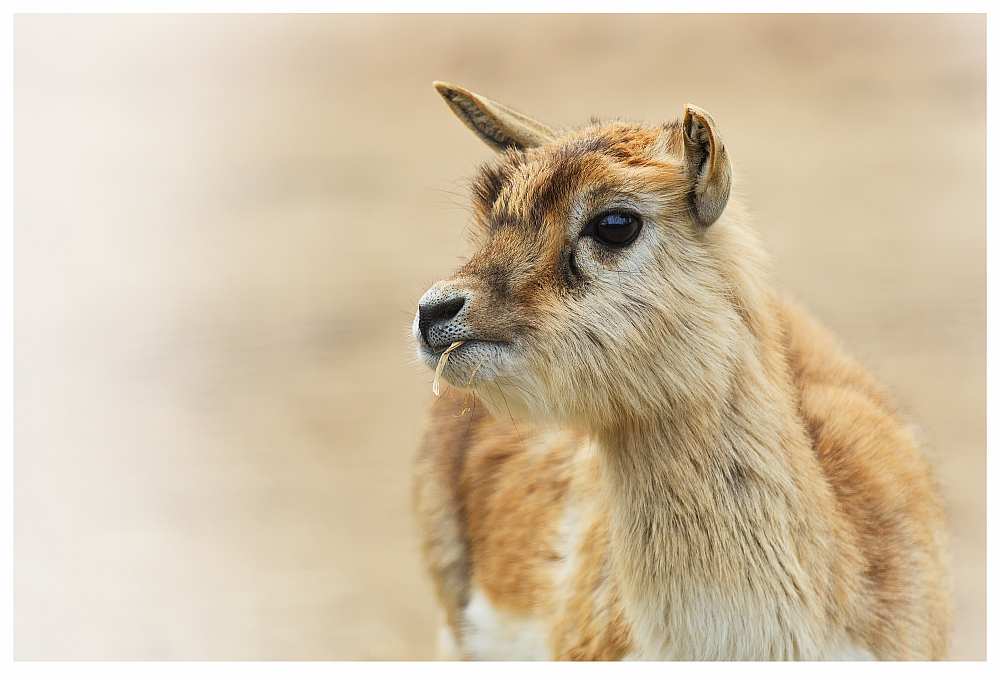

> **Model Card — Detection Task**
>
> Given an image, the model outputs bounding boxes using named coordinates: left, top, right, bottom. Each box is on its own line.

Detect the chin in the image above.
left=419, top=338, right=554, bottom=424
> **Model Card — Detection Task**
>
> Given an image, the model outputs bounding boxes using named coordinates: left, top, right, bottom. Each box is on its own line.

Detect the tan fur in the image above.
left=412, top=84, right=950, bottom=660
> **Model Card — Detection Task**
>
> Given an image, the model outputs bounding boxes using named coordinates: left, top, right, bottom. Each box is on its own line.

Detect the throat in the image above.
left=598, top=402, right=778, bottom=571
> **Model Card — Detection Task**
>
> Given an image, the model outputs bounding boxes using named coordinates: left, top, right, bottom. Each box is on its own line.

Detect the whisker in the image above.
left=496, top=384, right=527, bottom=452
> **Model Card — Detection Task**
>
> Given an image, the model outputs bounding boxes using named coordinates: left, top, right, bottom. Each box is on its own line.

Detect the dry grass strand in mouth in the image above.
left=433, top=341, right=465, bottom=396
left=458, top=354, right=488, bottom=417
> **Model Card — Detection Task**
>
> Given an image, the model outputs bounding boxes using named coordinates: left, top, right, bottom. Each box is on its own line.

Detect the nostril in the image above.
left=418, top=296, right=467, bottom=345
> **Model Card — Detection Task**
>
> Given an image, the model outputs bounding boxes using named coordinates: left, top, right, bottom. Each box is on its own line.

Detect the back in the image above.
left=782, top=299, right=951, bottom=658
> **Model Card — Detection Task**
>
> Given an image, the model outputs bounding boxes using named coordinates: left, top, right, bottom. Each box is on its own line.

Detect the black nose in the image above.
left=418, top=296, right=466, bottom=346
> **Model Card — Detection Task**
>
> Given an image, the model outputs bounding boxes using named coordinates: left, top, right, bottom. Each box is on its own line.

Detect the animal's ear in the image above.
left=682, top=104, right=732, bottom=227
left=434, top=81, right=558, bottom=152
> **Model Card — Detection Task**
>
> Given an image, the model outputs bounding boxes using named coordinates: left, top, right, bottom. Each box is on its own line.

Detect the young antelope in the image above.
left=412, top=82, right=951, bottom=661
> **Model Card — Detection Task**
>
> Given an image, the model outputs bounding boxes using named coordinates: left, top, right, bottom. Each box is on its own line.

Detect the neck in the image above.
left=593, top=311, right=847, bottom=659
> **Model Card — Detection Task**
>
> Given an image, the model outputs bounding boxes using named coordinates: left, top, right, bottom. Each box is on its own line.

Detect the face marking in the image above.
left=557, top=246, right=585, bottom=292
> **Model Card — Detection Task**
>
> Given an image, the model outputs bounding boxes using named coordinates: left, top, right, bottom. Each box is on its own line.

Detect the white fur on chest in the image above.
left=461, top=588, right=551, bottom=660
left=623, top=583, right=875, bottom=661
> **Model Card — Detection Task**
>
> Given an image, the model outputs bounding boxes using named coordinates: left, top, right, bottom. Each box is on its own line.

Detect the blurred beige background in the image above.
left=14, top=14, right=984, bottom=660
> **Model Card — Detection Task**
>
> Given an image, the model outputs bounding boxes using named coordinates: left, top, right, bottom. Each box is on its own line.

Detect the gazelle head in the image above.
left=414, top=82, right=753, bottom=432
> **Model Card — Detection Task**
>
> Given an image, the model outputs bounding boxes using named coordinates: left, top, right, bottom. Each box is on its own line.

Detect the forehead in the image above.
left=471, top=121, right=682, bottom=233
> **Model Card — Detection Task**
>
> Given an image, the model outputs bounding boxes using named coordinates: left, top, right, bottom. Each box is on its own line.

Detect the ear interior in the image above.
left=434, top=81, right=557, bottom=152
left=683, top=105, right=732, bottom=227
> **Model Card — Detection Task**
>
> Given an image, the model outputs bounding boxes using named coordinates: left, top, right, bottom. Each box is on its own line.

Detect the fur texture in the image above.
left=412, top=83, right=950, bottom=660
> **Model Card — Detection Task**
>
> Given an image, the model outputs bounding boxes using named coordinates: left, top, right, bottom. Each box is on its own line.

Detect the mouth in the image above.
left=418, top=338, right=509, bottom=392
left=426, top=339, right=464, bottom=356
left=420, top=337, right=482, bottom=367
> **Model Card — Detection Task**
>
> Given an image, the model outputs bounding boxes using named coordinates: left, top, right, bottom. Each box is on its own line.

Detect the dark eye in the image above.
left=591, top=212, right=642, bottom=247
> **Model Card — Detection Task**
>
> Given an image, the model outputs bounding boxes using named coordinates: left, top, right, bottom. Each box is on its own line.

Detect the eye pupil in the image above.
left=593, top=212, right=641, bottom=246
